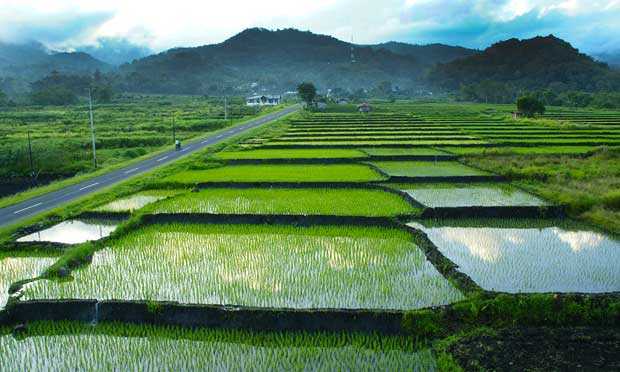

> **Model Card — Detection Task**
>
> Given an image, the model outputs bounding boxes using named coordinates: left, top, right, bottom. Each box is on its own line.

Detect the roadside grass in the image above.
left=164, top=164, right=386, bottom=183
left=147, top=188, right=419, bottom=216
left=371, top=161, right=490, bottom=177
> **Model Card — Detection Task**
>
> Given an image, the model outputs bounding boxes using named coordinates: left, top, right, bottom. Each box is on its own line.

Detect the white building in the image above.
left=246, top=95, right=281, bottom=106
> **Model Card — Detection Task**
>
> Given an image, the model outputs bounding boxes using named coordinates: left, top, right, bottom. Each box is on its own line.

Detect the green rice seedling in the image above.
left=371, top=161, right=490, bottom=177
left=0, top=321, right=436, bottom=370
left=266, top=140, right=488, bottom=146
left=94, top=190, right=185, bottom=212
left=438, top=146, right=606, bottom=155
left=148, top=188, right=419, bottom=216
left=361, top=148, right=449, bottom=156
left=214, top=149, right=368, bottom=159
left=408, top=220, right=620, bottom=293
left=163, top=164, right=386, bottom=183
left=0, top=255, right=56, bottom=308
left=24, top=224, right=464, bottom=309
left=400, top=184, right=547, bottom=208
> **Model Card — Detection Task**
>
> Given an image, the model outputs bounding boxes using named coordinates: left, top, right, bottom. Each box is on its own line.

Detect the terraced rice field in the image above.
left=371, top=161, right=490, bottom=177
left=23, top=224, right=464, bottom=309
left=0, top=254, right=56, bottom=308
left=4, top=102, right=620, bottom=370
left=399, top=184, right=547, bottom=208
left=149, top=188, right=419, bottom=216
left=164, top=164, right=386, bottom=183
left=95, top=190, right=185, bottom=212
left=16, top=219, right=119, bottom=244
left=409, top=220, right=620, bottom=293
left=0, top=322, right=435, bottom=370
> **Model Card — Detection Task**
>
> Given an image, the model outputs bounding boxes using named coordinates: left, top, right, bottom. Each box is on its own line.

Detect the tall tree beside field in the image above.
left=298, top=82, right=317, bottom=105
left=517, top=96, right=545, bottom=117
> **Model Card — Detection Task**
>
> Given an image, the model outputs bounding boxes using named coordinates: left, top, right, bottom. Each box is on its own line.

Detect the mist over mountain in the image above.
left=1, top=28, right=618, bottom=98
left=372, top=42, right=478, bottom=65
left=0, top=41, right=110, bottom=95
left=76, top=37, right=152, bottom=66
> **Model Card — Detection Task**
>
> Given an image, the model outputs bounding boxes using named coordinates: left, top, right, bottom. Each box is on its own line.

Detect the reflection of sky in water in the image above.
left=17, top=220, right=117, bottom=244
left=1, top=256, right=55, bottom=309
left=409, top=222, right=620, bottom=293
left=404, top=187, right=546, bottom=208
left=97, top=195, right=166, bottom=212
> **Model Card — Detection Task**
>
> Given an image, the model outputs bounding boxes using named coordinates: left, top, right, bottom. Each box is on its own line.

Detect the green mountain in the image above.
left=373, top=41, right=478, bottom=65
left=0, top=41, right=110, bottom=96
left=118, top=28, right=424, bottom=94
left=428, top=35, right=620, bottom=92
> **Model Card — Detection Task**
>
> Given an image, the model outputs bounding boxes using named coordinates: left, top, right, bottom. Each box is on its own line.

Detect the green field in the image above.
left=371, top=161, right=490, bottom=177
left=24, top=224, right=464, bottom=309
left=3, top=101, right=620, bottom=370
left=0, top=95, right=266, bottom=197
left=149, top=188, right=419, bottom=216
left=164, top=164, right=386, bottom=183
left=399, top=183, right=547, bottom=208
left=214, top=148, right=368, bottom=159
left=0, top=322, right=434, bottom=370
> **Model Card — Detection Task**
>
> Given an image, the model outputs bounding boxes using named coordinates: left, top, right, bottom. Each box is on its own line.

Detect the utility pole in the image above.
left=88, top=88, right=97, bottom=168
left=172, top=112, right=176, bottom=143
left=224, top=96, right=228, bottom=121
left=27, top=126, right=35, bottom=185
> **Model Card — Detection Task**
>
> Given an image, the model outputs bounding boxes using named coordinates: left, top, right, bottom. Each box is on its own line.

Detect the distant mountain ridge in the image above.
left=429, top=35, right=619, bottom=91
left=372, top=41, right=478, bottom=65
left=2, top=29, right=618, bottom=97
left=118, top=28, right=427, bottom=94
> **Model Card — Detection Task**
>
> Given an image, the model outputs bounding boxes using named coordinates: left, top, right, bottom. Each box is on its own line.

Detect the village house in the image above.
left=246, top=95, right=281, bottom=106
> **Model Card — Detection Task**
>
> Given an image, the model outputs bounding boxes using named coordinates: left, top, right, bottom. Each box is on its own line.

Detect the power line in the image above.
left=88, top=88, right=97, bottom=168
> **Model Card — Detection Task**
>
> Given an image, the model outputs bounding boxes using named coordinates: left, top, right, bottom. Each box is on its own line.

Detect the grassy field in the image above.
left=0, top=95, right=268, bottom=197
left=148, top=188, right=419, bottom=216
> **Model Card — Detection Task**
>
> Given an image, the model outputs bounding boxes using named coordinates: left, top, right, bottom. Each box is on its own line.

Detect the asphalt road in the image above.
left=0, top=104, right=300, bottom=228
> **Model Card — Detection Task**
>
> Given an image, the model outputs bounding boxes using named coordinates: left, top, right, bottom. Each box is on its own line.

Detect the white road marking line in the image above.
left=14, top=202, right=43, bottom=214
left=201, top=140, right=209, bottom=144
left=156, top=156, right=169, bottom=162
left=181, top=146, right=191, bottom=152
left=79, top=182, right=99, bottom=191
left=216, top=134, right=223, bottom=138
left=124, top=167, right=140, bottom=174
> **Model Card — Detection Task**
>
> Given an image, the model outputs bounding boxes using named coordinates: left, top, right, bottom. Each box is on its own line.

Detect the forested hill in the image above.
left=0, top=41, right=110, bottom=95
left=117, top=28, right=424, bottom=94
left=372, top=42, right=478, bottom=65
left=428, top=35, right=620, bottom=92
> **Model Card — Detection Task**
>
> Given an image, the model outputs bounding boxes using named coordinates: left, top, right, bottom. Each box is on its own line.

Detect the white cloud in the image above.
left=0, top=0, right=618, bottom=53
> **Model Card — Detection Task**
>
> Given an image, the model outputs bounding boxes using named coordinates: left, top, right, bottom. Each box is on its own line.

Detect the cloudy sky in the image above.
left=0, top=0, right=618, bottom=54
